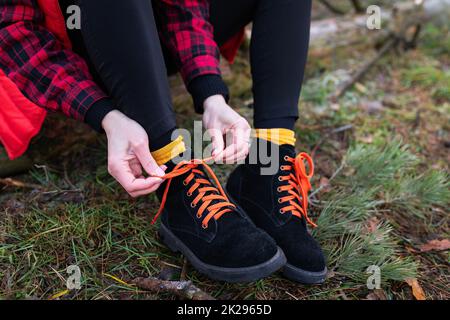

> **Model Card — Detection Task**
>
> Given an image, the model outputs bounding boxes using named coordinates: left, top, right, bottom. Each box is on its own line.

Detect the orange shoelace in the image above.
left=277, top=153, right=317, bottom=227
left=151, top=158, right=236, bottom=229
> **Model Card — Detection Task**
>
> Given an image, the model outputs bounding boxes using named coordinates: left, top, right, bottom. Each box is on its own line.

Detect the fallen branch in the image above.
left=309, top=160, right=346, bottom=200
left=0, top=156, right=33, bottom=178
left=311, top=124, right=354, bottom=156
left=133, top=277, right=215, bottom=300
left=318, top=0, right=347, bottom=15
left=350, top=0, right=364, bottom=13
left=0, top=178, right=42, bottom=190
left=308, top=0, right=446, bottom=59
left=331, top=37, right=398, bottom=100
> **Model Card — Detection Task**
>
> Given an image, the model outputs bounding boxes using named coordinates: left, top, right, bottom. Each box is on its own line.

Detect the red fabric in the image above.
left=0, top=0, right=107, bottom=120
left=154, top=0, right=244, bottom=83
left=0, top=0, right=244, bottom=160
left=37, top=0, right=72, bottom=49
left=220, top=29, right=246, bottom=64
left=0, top=0, right=108, bottom=159
left=0, top=69, right=47, bottom=160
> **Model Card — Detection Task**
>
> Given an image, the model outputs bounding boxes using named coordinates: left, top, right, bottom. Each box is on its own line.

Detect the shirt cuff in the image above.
left=84, top=98, right=115, bottom=132
left=187, top=74, right=230, bottom=114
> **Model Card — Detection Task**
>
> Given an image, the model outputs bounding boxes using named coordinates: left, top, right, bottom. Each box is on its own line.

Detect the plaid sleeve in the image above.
left=154, top=0, right=221, bottom=84
left=0, top=0, right=109, bottom=121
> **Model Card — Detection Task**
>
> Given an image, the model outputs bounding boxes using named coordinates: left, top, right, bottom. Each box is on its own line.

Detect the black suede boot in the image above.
left=226, top=140, right=327, bottom=284
left=155, top=158, right=286, bottom=283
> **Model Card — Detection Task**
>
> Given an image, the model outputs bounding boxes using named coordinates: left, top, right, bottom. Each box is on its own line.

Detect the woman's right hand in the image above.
left=102, top=110, right=166, bottom=197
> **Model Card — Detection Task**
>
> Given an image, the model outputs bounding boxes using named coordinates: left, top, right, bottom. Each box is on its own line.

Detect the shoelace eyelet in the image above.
left=277, top=187, right=282, bottom=192
left=187, top=192, right=192, bottom=197
left=202, top=224, right=208, bottom=229
left=278, top=176, right=283, bottom=182
left=151, top=158, right=237, bottom=227
left=278, top=198, right=283, bottom=204
left=284, top=156, right=289, bottom=161
left=279, top=209, right=285, bottom=214
left=196, top=213, right=202, bottom=219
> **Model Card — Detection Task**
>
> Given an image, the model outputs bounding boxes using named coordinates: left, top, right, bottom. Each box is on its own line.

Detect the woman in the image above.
left=0, top=0, right=326, bottom=284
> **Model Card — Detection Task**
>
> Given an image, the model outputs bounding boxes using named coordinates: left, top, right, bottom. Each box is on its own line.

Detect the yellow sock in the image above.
left=254, top=129, right=296, bottom=146
left=151, top=135, right=186, bottom=166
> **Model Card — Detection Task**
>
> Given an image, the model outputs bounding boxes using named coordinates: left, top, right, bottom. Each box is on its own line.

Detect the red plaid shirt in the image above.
left=0, top=0, right=222, bottom=121
left=154, top=0, right=222, bottom=84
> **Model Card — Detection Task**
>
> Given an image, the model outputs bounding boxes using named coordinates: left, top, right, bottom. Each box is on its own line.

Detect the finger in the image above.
left=219, top=128, right=250, bottom=163
left=111, top=162, right=162, bottom=194
left=127, top=177, right=164, bottom=195
left=224, top=146, right=250, bottom=164
left=129, top=183, right=162, bottom=198
left=217, top=138, right=241, bottom=163
left=233, top=119, right=251, bottom=149
left=133, top=142, right=165, bottom=177
left=129, top=160, right=143, bottom=177
left=221, top=140, right=250, bottom=164
left=218, top=118, right=250, bottom=160
left=121, top=164, right=167, bottom=196
left=129, top=176, right=165, bottom=197
left=208, top=128, right=225, bottom=158
left=233, top=129, right=251, bottom=158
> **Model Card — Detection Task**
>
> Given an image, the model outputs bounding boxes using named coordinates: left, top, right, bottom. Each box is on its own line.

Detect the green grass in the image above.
left=421, top=23, right=450, bottom=58
left=1, top=13, right=449, bottom=300
left=402, top=65, right=450, bottom=102
left=314, top=141, right=449, bottom=286
left=1, top=139, right=447, bottom=300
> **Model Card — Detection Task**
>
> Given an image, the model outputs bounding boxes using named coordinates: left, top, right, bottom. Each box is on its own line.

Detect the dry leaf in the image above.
left=355, top=82, right=368, bottom=94
left=405, top=278, right=426, bottom=300
left=366, top=217, right=380, bottom=233
left=419, top=239, right=450, bottom=252
left=361, top=100, right=384, bottom=115
left=326, top=270, right=336, bottom=280
left=319, top=177, right=331, bottom=193
left=366, top=289, right=388, bottom=300
left=360, top=135, right=374, bottom=144
left=331, top=103, right=340, bottom=111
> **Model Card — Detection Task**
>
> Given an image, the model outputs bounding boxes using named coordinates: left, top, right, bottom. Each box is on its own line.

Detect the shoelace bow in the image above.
left=278, top=152, right=317, bottom=227
left=151, top=158, right=235, bottom=229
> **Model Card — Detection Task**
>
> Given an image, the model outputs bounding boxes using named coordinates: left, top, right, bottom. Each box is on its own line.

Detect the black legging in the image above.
left=61, top=0, right=312, bottom=151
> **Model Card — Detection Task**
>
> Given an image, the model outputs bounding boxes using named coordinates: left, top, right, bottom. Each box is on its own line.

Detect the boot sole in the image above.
left=159, top=223, right=286, bottom=283
left=283, top=264, right=328, bottom=284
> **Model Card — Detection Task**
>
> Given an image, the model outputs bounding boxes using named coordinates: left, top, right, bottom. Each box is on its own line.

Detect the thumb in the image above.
left=134, top=142, right=165, bottom=178
left=208, top=128, right=225, bottom=158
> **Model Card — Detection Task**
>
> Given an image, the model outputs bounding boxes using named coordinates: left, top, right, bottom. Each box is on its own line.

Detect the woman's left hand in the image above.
left=203, top=95, right=251, bottom=164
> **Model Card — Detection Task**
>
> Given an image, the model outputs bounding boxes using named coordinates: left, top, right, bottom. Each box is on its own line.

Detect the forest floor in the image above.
left=0, top=3, right=449, bottom=300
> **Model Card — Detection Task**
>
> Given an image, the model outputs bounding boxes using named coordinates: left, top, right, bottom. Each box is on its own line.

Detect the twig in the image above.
left=318, top=0, right=347, bottom=15
left=309, top=160, right=346, bottom=199
left=311, top=124, right=354, bottom=156
left=331, top=37, right=398, bottom=101
left=350, top=0, right=365, bottom=13
left=133, top=277, right=215, bottom=300
left=403, top=24, right=422, bottom=50
left=42, top=189, right=82, bottom=195
left=180, top=258, right=188, bottom=281
left=63, top=163, right=77, bottom=190
left=34, top=164, right=50, bottom=184
left=0, top=178, right=42, bottom=190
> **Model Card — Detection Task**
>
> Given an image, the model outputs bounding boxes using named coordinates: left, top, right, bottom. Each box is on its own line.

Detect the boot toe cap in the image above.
left=216, top=224, right=279, bottom=268
left=282, top=235, right=326, bottom=272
